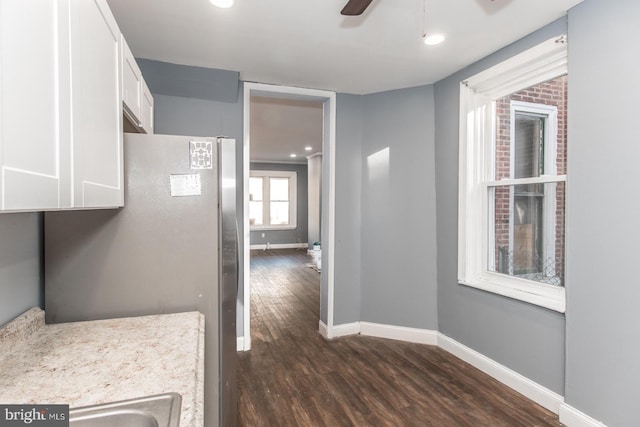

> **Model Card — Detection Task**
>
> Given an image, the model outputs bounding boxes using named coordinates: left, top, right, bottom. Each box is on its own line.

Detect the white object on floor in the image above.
left=309, top=249, right=322, bottom=270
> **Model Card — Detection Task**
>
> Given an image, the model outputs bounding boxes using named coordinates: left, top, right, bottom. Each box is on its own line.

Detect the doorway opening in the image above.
left=241, top=83, right=336, bottom=351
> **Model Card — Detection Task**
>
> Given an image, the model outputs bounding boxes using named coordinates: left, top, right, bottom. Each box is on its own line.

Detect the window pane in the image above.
left=249, top=177, right=263, bottom=201
left=514, top=113, right=545, bottom=178
left=494, top=75, right=568, bottom=180
left=270, top=178, right=289, bottom=201
left=249, top=201, right=263, bottom=226
left=270, top=201, right=289, bottom=225
left=489, top=182, right=565, bottom=286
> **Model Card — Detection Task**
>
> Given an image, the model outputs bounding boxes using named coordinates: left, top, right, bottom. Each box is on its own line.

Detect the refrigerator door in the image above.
left=218, top=138, right=238, bottom=427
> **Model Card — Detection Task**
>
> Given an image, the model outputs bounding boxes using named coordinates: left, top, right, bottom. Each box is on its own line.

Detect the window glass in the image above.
left=249, top=177, right=263, bottom=226
left=249, top=171, right=297, bottom=229
left=249, top=177, right=263, bottom=201
left=249, top=201, right=263, bottom=226
left=270, top=178, right=289, bottom=201
left=514, top=113, right=545, bottom=178
left=489, top=180, right=565, bottom=286
left=270, top=201, right=290, bottom=225
left=490, top=76, right=567, bottom=287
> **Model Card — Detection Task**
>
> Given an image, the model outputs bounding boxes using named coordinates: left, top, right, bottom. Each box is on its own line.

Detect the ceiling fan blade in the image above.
left=341, top=0, right=374, bottom=16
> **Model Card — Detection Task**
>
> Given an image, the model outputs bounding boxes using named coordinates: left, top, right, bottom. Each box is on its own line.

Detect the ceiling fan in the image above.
left=340, top=0, right=374, bottom=16
left=340, top=0, right=503, bottom=16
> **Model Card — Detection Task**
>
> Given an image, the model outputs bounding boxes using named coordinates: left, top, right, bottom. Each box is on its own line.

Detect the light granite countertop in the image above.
left=0, top=307, right=204, bottom=427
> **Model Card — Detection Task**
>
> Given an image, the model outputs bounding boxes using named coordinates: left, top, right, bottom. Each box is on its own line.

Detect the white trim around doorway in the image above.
left=242, top=82, right=337, bottom=351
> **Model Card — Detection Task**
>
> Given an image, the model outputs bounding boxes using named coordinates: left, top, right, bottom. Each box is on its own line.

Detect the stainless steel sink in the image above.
left=69, top=393, right=181, bottom=427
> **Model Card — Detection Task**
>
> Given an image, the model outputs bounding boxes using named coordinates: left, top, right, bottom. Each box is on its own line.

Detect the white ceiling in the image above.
left=106, top=0, right=583, bottom=95
left=107, top=0, right=582, bottom=163
left=250, top=97, right=323, bottom=163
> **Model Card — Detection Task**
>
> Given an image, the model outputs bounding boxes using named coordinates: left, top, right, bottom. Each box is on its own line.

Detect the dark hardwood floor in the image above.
left=238, top=249, right=562, bottom=426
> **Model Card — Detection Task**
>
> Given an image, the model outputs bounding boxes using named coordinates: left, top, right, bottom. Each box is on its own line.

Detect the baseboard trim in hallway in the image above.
left=322, top=321, right=565, bottom=417
left=361, top=322, right=439, bottom=345
left=318, top=320, right=360, bottom=339
left=559, top=403, right=608, bottom=427
left=249, top=243, right=308, bottom=250
left=318, top=320, right=328, bottom=338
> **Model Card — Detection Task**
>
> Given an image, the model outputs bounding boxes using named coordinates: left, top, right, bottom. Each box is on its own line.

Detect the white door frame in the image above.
left=241, top=82, right=336, bottom=350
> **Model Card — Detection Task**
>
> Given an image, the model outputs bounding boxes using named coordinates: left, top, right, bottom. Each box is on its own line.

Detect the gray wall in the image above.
left=249, top=162, right=308, bottom=246
left=433, top=18, right=567, bottom=395
left=359, top=86, right=438, bottom=329
left=138, top=59, right=239, bottom=103
left=332, top=88, right=439, bottom=329
left=152, top=91, right=245, bottom=337
left=564, top=0, right=640, bottom=424
left=0, top=213, right=43, bottom=326
left=333, top=94, right=363, bottom=325
left=307, top=154, right=322, bottom=248
left=154, top=93, right=243, bottom=138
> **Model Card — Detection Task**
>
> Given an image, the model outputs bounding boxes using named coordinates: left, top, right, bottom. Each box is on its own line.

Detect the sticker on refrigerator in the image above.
left=190, top=141, right=213, bottom=169
left=170, top=174, right=202, bottom=197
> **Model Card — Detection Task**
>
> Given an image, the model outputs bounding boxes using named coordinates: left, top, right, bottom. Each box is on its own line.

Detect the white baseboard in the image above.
left=237, top=336, right=245, bottom=352
left=250, top=243, right=308, bottom=250
left=319, top=321, right=360, bottom=339
left=360, top=322, right=439, bottom=345
left=331, top=322, right=361, bottom=338
left=559, top=403, right=607, bottom=427
left=437, top=333, right=564, bottom=414
left=318, top=320, right=329, bottom=339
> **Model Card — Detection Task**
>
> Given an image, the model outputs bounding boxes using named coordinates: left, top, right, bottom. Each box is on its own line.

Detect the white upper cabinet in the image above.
left=0, top=0, right=66, bottom=210
left=122, top=36, right=143, bottom=128
left=140, top=79, right=154, bottom=134
left=69, top=0, right=123, bottom=208
left=122, top=36, right=154, bottom=134
left=0, top=0, right=124, bottom=212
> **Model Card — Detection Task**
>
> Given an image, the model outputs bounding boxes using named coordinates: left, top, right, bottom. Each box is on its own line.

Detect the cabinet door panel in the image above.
left=141, top=80, right=154, bottom=134
left=0, top=0, right=61, bottom=209
left=3, top=169, right=59, bottom=210
left=69, top=0, right=123, bottom=208
left=122, top=37, right=142, bottom=124
left=82, top=181, right=123, bottom=208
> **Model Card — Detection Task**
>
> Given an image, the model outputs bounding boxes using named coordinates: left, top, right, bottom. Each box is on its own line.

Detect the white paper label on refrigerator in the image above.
left=190, top=141, right=213, bottom=169
left=170, top=174, right=202, bottom=197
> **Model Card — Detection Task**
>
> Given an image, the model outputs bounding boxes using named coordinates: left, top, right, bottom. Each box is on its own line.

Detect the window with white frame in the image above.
left=458, top=36, right=568, bottom=312
left=249, top=170, right=297, bottom=230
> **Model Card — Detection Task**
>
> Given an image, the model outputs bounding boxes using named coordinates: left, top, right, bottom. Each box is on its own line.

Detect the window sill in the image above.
left=459, top=274, right=566, bottom=313
left=250, top=225, right=297, bottom=231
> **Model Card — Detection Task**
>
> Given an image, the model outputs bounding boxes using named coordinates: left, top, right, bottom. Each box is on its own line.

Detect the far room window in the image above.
left=458, top=36, right=567, bottom=312
left=249, top=170, right=297, bottom=230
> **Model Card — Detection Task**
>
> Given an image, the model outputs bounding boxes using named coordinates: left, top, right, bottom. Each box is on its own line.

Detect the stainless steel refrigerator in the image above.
left=44, top=133, right=238, bottom=427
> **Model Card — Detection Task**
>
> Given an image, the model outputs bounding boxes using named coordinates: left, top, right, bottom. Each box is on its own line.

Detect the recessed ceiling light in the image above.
left=423, top=34, right=445, bottom=46
left=290, top=154, right=297, bottom=158
left=209, top=0, right=234, bottom=8
left=304, top=146, right=313, bottom=151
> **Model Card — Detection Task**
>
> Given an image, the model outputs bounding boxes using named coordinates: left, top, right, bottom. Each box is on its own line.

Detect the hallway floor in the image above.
left=238, top=249, right=562, bottom=426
